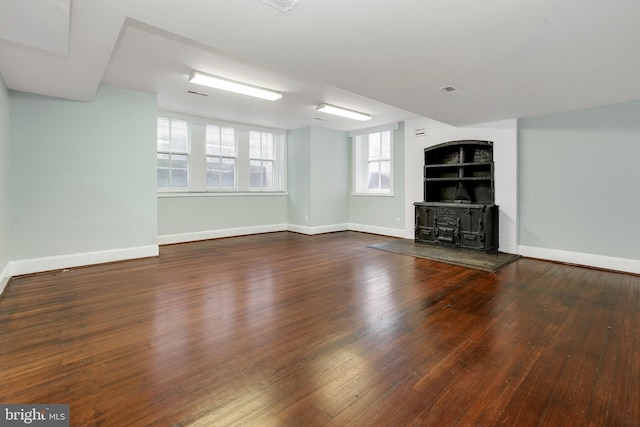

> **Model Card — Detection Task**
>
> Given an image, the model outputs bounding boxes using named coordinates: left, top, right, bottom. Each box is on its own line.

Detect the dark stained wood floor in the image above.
left=1, top=231, right=639, bottom=426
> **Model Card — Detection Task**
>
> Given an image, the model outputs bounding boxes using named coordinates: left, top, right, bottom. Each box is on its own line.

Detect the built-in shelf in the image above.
left=425, top=177, right=492, bottom=182
left=425, top=161, right=493, bottom=168
left=414, top=140, right=498, bottom=252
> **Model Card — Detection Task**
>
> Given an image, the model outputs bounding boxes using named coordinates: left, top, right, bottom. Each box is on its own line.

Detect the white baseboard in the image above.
left=158, top=224, right=288, bottom=245
left=160, top=222, right=404, bottom=242
left=3, top=235, right=636, bottom=298
left=348, top=223, right=407, bottom=238
left=1, top=222, right=403, bottom=287
left=7, top=245, right=159, bottom=278
left=0, top=262, right=11, bottom=298
left=287, top=223, right=349, bottom=235
left=518, top=245, right=640, bottom=275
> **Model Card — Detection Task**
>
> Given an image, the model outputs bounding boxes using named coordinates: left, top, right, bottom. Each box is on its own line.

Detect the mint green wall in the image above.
left=287, top=127, right=311, bottom=226
left=158, top=195, right=287, bottom=236
left=5, top=78, right=638, bottom=272
left=309, top=127, right=348, bottom=227
left=9, top=85, right=158, bottom=259
left=349, top=122, right=406, bottom=230
left=519, top=100, right=640, bottom=260
left=0, top=74, right=9, bottom=274
left=287, top=126, right=349, bottom=228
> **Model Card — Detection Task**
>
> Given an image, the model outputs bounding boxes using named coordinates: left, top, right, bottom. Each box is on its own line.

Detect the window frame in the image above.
left=249, top=130, right=276, bottom=191
left=351, top=124, right=397, bottom=196
left=156, top=117, right=190, bottom=190
left=157, top=111, right=287, bottom=195
left=205, top=124, right=237, bottom=190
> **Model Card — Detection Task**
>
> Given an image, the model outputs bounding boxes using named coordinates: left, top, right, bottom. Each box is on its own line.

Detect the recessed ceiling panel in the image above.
left=0, top=0, right=70, bottom=55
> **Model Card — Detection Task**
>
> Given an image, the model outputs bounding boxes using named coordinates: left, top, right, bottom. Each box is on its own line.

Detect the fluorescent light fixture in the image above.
left=189, top=71, right=282, bottom=101
left=315, top=103, right=372, bottom=121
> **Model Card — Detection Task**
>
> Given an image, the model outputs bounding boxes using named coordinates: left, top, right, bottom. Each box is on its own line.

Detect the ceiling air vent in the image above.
left=187, top=90, right=209, bottom=97
left=261, top=0, right=299, bottom=12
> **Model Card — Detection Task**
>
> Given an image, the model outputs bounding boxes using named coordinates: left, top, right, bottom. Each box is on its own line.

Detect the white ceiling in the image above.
left=1, top=0, right=639, bottom=130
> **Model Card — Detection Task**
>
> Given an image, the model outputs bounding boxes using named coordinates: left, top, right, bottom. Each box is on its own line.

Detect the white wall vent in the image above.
left=261, top=0, right=299, bottom=12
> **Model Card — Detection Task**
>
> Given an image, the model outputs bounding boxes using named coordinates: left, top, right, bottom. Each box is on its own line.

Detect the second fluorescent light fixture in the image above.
left=316, top=103, right=372, bottom=121
left=189, top=71, right=282, bottom=101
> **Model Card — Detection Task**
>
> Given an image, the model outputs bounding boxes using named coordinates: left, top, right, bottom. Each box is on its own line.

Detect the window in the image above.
left=366, top=131, right=391, bottom=191
left=157, top=118, right=189, bottom=189
left=249, top=131, right=275, bottom=190
left=206, top=125, right=236, bottom=189
left=353, top=128, right=394, bottom=194
left=157, top=113, right=286, bottom=193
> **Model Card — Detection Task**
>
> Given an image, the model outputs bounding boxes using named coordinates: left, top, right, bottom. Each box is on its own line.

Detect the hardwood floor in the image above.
left=1, top=231, right=638, bottom=426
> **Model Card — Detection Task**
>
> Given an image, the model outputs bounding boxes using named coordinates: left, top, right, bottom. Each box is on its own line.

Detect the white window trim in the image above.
left=249, top=130, right=278, bottom=191
left=157, top=110, right=287, bottom=195
left=157, top=191, right=288, bottom=198
left=351, top=123, right=397, bottom=196
left=157, top=117, right=191, bottom=191
left=205, top=124, right=238, bottom=190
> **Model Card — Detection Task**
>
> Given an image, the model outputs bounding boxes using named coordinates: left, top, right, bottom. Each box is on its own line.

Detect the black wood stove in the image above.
left=414, top=140, right=499, bottom=253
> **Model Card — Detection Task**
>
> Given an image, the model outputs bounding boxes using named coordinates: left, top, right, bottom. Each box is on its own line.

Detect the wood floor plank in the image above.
left=1, top=231, right=639, bottom=426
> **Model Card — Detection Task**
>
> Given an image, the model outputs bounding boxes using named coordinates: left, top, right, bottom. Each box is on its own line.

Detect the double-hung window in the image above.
left=365, top=131, right=391, bottom=191
left=157, top=113, right=286, bottom=193
left=249, top=131, right=275, bottom=190
left=353, top=125, right=395, bottom=195
left=206, top=125, right=236, bottom=189
left=157, top=118, right=189, bottom=189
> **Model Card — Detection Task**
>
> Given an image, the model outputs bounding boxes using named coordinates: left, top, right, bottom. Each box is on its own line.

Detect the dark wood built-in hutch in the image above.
left=414, top=140, right=498, bottom=252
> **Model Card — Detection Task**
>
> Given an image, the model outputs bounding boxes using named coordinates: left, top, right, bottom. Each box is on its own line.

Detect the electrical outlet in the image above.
left=395, top=218, right=401, bottom=225
left=305, top=215, right=309, bottom=223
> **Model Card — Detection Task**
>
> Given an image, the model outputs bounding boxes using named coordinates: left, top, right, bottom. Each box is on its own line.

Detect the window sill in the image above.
left=350, top=192, right=395, bottom=197
left=158, top=191, right=288, bottom=198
